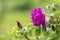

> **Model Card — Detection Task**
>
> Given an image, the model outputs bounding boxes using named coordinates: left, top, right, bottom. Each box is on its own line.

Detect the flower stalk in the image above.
left=20, top=33, right=30, bottom=40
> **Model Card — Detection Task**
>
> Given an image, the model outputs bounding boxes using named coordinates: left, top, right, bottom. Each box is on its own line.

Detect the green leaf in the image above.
left=56, top=0, right=60, bottom=2
left=28, top=31, right=32, bottom=36
left=55, top=11, right=60, bottom=17
left=35, top=28, right=41, bottom=36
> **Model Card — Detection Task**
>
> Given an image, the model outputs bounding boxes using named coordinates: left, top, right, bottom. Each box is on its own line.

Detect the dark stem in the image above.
left=24, top=35, right=30, bottom=40
left=39, top=26, right=40, bottom=30
left=36, top=36, right=39, bottom=40
left=20, top=33, right=30, bottom=40
left=39, top=26, right=41, bottom=32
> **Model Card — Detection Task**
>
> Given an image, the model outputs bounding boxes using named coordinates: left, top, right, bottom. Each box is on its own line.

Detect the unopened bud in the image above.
left=17, top=21, right=22, bottom=28
left=51, top=26, right=55, bottom=31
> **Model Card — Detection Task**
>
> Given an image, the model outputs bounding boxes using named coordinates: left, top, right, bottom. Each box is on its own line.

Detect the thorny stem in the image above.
left=20, top=33, right=30, bottom=40
left=24, top=35, right=30, bottom=40
left=36, top=36, right=39, bottom=40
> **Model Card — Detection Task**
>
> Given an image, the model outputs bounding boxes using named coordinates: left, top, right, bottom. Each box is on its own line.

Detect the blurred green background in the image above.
left=0, top=0, right=59, bottom=35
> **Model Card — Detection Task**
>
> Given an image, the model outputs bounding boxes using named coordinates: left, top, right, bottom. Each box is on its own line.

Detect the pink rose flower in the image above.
left=31, top=8, right=46, bottom=28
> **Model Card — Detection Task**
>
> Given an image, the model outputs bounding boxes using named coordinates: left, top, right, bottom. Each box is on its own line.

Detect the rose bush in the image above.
left=0, top=0, right=60, bottom=40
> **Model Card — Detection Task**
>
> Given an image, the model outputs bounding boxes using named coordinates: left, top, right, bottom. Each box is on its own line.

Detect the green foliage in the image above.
left=0, top=0, right=60, bottom=40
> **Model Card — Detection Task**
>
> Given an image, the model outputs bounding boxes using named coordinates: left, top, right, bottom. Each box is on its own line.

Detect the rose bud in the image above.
left=17, top=21, right=22, bottom=28
left=51, top=26, right=55, bottom=31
